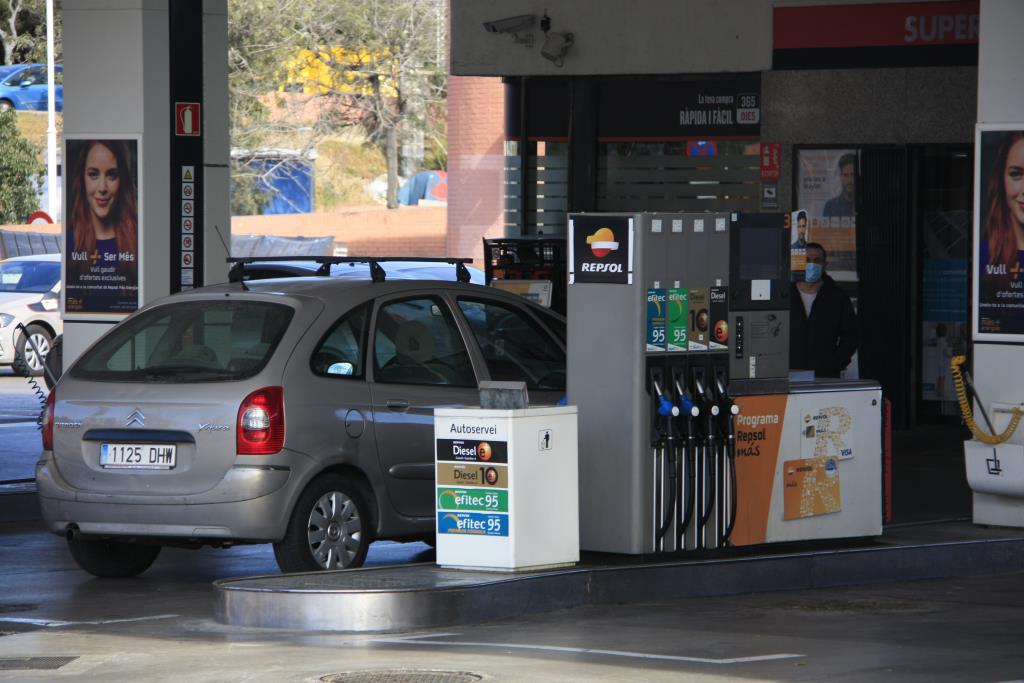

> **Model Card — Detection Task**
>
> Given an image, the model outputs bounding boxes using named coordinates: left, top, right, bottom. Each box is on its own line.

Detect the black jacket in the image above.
left=790, top=275, right=858, bottom=378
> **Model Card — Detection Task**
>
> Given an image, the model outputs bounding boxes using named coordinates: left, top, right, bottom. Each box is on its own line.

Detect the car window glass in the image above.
left=72, top=300, right=294, bottom=382
left=311, top=303, right=368, bottom=378
left=373, top=297, right=475, bottom=387
left=20, top=67, right=42, bottom=85
left=0, top=260, right=59, bottom=293
left=534, top=306, right=566, bottom=343
left=457, top=299, right=566, bottom=391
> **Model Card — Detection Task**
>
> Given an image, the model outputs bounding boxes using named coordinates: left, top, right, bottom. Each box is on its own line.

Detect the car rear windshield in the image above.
left=72, top=300, right=294, bottom=382
left=0, top=260, right=59, bottom=293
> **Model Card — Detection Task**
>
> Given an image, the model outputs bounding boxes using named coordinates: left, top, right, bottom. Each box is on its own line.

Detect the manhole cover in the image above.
left=320, top=671, right=482, bottom=683
left=0, top=657, right=77, bottom=671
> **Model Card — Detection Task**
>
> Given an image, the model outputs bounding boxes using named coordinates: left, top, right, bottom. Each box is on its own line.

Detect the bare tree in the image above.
left=227, top=0, right=447, bottom=212
left=290, top=0, right=447, bottom=208
left=0, top=0, right=28, bottom=64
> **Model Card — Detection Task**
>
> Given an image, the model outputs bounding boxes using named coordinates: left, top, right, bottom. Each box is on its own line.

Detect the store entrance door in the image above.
left=911, top=145, right=973, bottom=426
left=859, top=143, right=973, bottom=523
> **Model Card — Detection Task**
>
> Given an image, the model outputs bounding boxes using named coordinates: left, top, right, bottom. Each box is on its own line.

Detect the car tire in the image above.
left=0, top=100, right=12, bottom=111
left=273, top=474, right=373, bottom=573
left=14, top=324, right=52, bottom=377
left=66, top=537, right=162, bottom=578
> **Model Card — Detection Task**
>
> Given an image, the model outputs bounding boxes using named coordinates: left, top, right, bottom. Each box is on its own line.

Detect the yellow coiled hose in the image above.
left=951, top=355, right=1023, bottom=444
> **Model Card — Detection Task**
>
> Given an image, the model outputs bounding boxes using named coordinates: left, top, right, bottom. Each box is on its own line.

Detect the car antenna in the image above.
left=213, top=224, right=248, bottom=290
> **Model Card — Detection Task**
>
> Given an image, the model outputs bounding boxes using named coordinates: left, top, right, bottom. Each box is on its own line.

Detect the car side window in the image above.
left=20, top=67, right=42, bottom=85
left=311, top=303, right=369, bottom=378
left=457, top=298, right=566, bottom=391
left=373, top=297, right=475, bottom=387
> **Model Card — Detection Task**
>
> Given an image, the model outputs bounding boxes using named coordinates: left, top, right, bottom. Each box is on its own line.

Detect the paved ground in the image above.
left=2, top=367, right=1011, bottom=681
left=1, top=520, right=1024, bottom=681
left=0, top=372, right=45, bottom=483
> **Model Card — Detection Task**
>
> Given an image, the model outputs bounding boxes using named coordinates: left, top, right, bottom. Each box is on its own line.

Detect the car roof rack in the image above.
left=226, top=255, right=475, bottom=284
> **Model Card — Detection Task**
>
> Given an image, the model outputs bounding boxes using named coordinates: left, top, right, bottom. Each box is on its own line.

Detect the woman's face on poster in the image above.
left=84, top=143, right=120, bottom=222
left=1005, top=138, right=1024, bottom=228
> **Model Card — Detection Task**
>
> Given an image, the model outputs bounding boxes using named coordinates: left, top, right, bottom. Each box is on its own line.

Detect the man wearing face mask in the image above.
left=790, top=242, right=858, bottom=378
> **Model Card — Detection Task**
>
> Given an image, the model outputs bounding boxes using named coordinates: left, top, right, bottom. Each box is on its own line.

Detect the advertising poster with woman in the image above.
left=795, top=147, right=859, bottom=281
left=975, top=126, right=1024, bottom=340
left=63, top=136, right=140, bottom=317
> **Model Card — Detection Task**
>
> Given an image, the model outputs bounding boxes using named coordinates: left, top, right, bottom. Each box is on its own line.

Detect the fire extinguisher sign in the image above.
left=175, top=102, right=201, bottom=136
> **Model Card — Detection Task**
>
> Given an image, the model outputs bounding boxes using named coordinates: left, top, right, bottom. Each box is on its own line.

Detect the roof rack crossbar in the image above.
left=225, top=256, right=473, bottom=265
left=225, top=255, right=475, bottom=284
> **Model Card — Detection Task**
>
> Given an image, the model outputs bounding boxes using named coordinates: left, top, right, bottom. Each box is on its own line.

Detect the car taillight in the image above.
left=237, top=386, right=284, bottom=455
left=42, top=390, right=55, bottom=451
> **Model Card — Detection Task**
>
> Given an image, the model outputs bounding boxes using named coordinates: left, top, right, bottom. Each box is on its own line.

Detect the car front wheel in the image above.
left=67, top=537, right=162, bottom=578
left=14, top=324, right=52, bottom=377
left=274, top=474, right=373, bottom=573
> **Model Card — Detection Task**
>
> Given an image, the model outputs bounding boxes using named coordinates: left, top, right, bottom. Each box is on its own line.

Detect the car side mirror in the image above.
left=327, top=362, right=354, bottom=376
left=19, top=80, right=32, bottom=87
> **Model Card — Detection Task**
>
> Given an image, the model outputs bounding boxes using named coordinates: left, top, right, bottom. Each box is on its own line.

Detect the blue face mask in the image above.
left=805, top=262, right=823, bottom=283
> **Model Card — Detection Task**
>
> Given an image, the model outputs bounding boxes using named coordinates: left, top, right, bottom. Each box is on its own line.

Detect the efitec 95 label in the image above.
left=437, top=487, right=508, bottom=512
left=437, top=511, right=509, bottom=536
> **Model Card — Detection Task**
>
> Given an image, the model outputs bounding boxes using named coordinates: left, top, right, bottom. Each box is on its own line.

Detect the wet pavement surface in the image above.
left=1, top=373, right=1017, bottom=680
left=1, top=520, right=1023, bottom=681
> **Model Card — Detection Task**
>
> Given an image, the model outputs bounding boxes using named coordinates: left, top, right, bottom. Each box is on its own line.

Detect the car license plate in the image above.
left=100, top=443, right=176, bottom=469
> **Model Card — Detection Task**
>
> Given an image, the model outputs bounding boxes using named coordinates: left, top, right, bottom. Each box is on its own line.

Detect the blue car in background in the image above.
left=0, top=63, right=63, bottom=112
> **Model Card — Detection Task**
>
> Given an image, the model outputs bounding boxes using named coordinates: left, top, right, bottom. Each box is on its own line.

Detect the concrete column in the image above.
left=974, top=0, right=1024, bottom=405
left=60, top=0, right=228, bottom=364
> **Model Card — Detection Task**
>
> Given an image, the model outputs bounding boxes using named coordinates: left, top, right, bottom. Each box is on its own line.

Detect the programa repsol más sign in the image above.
left=569, top=214, right=634, bottom=285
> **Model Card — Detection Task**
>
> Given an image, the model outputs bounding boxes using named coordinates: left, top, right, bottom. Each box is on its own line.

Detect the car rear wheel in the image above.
left=274, top=474, right=373, bottom=573
left=14, top=324, right=52, bottom=377
left=67, top=537, right=162, bottom=578
left=0, top=100, right=12, bottom=111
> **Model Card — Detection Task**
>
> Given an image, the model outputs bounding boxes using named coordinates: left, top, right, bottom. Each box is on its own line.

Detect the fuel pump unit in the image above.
left=568, top=212, right=790, bottom=554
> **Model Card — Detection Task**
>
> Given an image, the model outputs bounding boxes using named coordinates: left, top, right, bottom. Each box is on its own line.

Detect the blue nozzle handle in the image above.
left=657, top=395, right=678, bottom=417
left=678, top=395, right=698, bottom=417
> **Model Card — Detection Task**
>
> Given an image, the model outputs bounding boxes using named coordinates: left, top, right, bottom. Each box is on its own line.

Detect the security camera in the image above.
left=483, top=14, right=536, bottom=34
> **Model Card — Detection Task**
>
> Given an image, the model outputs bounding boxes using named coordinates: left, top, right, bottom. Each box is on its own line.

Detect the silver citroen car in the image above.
left=37, top=270, right=565, bottom=577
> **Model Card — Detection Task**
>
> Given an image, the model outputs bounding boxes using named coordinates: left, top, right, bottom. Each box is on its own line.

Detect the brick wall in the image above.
left=4, top=206, right=448, bottom=260
left=447, top=76, right=505, bottom=265
left=232, top=205, right=447, bottom=257
left=0, top=224, right=61, bottom=235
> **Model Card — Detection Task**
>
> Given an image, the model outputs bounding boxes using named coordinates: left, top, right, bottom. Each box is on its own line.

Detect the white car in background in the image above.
left=0, top=253, right=61, bottom=376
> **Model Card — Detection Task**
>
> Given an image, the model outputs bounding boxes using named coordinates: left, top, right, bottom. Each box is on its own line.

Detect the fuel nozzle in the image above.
left=654, top=380, right=680, bottom=418
left=674, top=379, right=699, bottom=418
left=693, top=373, right=720, bottom=416
left=715, top=374, right=740, bottom=417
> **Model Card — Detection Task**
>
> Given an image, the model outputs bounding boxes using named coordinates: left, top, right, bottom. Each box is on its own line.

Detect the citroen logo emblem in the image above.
left=126, top=409, right=145, bottom=427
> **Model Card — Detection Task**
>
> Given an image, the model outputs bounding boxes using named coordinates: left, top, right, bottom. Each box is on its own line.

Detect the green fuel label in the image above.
left=437, top=487, right=509, bottom=512
left=647, top=288, right=667, bottom=351
left=667, top=288, right=688, bottom=351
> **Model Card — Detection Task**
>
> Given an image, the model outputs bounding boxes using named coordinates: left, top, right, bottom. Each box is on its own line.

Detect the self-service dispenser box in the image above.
left=728, top=212, right=791, bottom=394
left=434, top=406, right=579, bottom=571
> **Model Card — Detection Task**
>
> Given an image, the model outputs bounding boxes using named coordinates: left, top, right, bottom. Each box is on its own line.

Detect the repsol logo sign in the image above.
left=571, top=215, right=632, bottom=285
left=580, top=262, right=624, bottom=273
left=736, top=413, right=780, bottom=427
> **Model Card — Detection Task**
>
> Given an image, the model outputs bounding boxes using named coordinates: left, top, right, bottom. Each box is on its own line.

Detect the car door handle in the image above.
left=386, top=399, right=410, bottom=411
